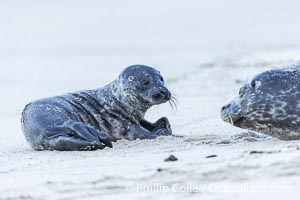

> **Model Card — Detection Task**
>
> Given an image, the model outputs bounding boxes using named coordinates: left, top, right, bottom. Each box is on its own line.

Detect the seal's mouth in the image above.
left=222, top=114, right=244, bottom=125
left=152, top=99, right=169, bottom=105
left=150, top=93, right=177, bottom=112
left=221, top=105, right=244, bottom=126
left=139, top=96, right=168, bottom=107
left=221, top=101, right=246, bottom=127
left=232, top=116, right=244, bottom=126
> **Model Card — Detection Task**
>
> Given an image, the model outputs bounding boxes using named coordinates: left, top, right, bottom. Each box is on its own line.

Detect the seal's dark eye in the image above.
left=250, top=80, right=261, bottom=89
left=160, top=76, right=164, bottom=82
left=143, top=80, right=150, bottom=85
left=251, top=80, right=256, bottom=88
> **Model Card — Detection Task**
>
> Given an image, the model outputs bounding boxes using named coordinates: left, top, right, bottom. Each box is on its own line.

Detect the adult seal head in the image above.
left=21, top=65, right=174, bottom=151
left=221, top=62, right=300, bottom=140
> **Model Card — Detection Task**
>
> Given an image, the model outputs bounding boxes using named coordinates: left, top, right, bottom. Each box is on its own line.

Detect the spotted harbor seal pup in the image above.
left=21, top=65, right=175, bottom=151
left=221, top=62, right=300, bottom=140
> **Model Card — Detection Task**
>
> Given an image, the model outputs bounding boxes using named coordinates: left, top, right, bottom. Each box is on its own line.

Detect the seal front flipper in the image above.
left=140, top=117, right=172, bottom=134
left=152, top=128, right=172, bottom=137
left=62, top=121, right=113, bottom=148
left=129, top=124, right=172, bottom=140
left=152, top=117, right=172, bottom=134
left=140, top=128, right=171, bottom=139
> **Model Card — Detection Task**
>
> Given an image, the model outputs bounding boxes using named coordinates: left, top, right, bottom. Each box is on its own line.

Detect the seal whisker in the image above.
left=171, top=94, right=178, bottom=103
left=169, top=98, right=178, bottom=113
left=171, top=93, right=178, bottom=111
left=168, top=101, right=174, bottom=111
left=228, top=114, right=234, bottom=125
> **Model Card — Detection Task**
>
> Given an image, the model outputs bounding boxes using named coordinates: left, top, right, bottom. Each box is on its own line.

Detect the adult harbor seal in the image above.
left=221, top=62, right=300, bottom=140
left=21, top=65, right=174, bottom=151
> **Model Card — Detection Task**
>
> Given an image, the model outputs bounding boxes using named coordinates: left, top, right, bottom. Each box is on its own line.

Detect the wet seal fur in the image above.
left=22, top=65, right=174, bottom=151
left=221, top=61, right=300, bottom=140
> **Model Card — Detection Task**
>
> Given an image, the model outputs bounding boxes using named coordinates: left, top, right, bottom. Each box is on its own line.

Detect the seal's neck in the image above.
left=97, top=80, right=149, bottom=122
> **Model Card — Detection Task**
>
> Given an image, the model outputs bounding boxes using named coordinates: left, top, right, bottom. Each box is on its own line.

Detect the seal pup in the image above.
left=221, top=62, right=300, bottom=140
left=21, top=65, right=174, bottom=151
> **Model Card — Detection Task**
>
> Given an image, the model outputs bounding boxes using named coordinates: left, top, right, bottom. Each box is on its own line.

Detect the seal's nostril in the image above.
left=160, top=91, right=166, bottom=95
left=159, top=88, right=170, bottom=97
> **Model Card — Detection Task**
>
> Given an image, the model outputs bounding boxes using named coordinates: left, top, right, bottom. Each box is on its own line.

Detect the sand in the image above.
left=1, top=1, right=300, bottom=199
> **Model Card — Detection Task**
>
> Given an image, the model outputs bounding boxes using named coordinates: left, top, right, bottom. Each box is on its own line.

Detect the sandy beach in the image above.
left=1, top=1, right=300, bottom=199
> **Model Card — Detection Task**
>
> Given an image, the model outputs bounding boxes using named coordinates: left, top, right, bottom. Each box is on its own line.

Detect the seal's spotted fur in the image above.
left=22, top=65, right=173, bottom=151
left=222, top=62, right=300, bottom=140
